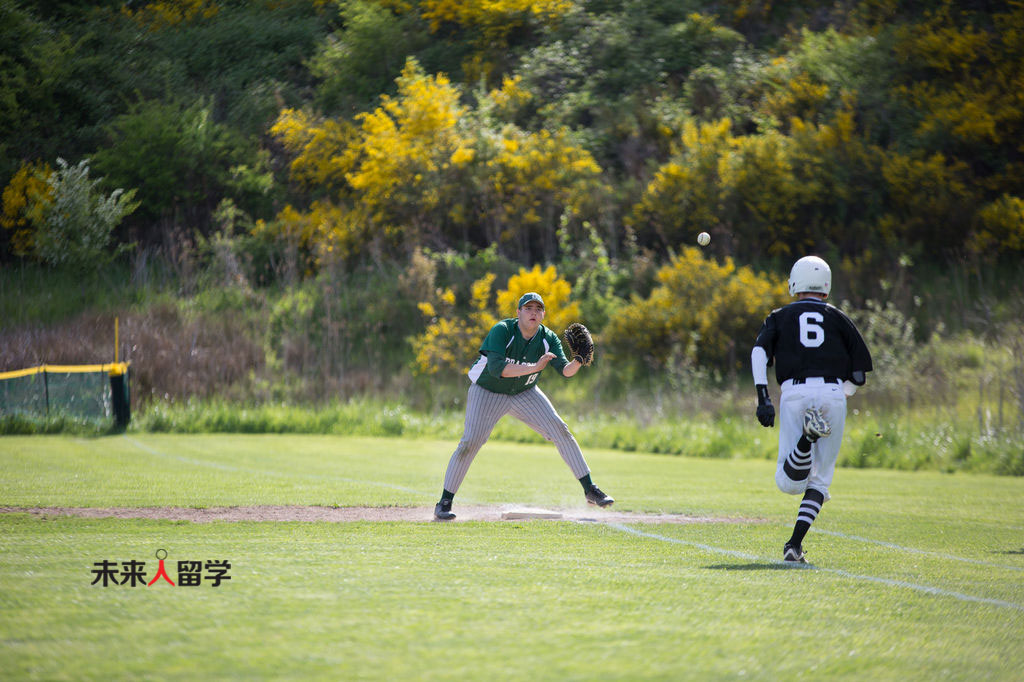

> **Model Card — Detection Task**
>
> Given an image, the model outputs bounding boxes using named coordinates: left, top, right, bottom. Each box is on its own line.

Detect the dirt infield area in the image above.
left=0, top=505, right=763, bottom=525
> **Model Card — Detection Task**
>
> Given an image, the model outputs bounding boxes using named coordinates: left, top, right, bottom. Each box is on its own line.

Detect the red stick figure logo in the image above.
left=148, top=549, right=176, bottom=587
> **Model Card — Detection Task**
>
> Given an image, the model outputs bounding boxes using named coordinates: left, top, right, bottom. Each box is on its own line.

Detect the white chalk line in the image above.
left=606, top=523, right=1024, bottom=613
left=812, top=528, right=1024, bottom=571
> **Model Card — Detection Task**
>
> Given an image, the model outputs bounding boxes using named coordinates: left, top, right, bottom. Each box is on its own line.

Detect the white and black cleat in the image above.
left=783, top=542, right=807, bottom=564
left=802, top=407, right=831, bottom=442
left=434, top=499, right=456, bottom=520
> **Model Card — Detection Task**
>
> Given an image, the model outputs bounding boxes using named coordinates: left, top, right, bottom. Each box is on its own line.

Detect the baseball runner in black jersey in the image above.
left=434, top=292, right=614, bottom=520
left=751, top=256, right=873, bottom=563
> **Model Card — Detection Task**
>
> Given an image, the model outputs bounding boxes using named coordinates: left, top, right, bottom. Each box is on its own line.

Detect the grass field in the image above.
left=1, top=434, right=1022, bottom=680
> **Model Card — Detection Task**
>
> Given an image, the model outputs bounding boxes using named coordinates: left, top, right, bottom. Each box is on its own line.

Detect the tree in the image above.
left=310, top=0, right=431, bottom=116
left=93, top=98, right=272, bottom=242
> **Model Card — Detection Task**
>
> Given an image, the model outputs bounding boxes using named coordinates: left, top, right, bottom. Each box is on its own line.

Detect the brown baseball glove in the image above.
left=563, top=322, right=594, bottom=366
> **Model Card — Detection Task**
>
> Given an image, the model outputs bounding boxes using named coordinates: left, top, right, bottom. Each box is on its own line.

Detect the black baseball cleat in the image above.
left=585, top=485, right=614, bottom=507
left=434, top=499, right=456, bottom=520
left=783, top=542, right=807, bottom=563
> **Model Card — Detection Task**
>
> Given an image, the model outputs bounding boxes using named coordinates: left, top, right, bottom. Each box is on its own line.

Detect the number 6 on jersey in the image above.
left=799, top=312, right=825, bottom=348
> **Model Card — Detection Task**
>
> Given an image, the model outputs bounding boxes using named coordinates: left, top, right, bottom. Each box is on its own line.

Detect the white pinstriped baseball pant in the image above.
left=442, top=382, right=591, bottom=494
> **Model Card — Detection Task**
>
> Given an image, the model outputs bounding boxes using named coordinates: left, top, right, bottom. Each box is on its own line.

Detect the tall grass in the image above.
left=134, top=398, right=456, bottom=438
left=3, top=390, right=1021, bottom=474
left=120, top=398, right=1024, bottom=475
left=0, top=413, right=119, bottom=436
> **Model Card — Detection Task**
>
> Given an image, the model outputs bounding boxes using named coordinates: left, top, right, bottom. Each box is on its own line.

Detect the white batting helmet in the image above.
left=788, top=256, right=832, bottom=297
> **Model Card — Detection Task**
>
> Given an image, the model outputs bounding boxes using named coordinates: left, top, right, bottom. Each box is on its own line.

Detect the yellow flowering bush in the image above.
left=892, top=3, right=1024, bottom=147
left=495, top=264, right=579, bottom=331
left=270, top=58, right=469, bottom=256
left=270, top=111, right=357, bottom=192
left=629, top=119, right=733, bottom=247
left=484, top=126, right=603, bottom=254
left=1, top=161, right=53, bottom=256
left=488, top=75, right=533, bottom=115
left=121, top=0, right=220, bottom=30
left=971, top=195, right=1024, bottom=253
left=604, top=247, right=787, bottom=372
left=265, top=201, right=372, bottom=264
left=412, top=273, right=497, bottom=375
left=419, top=0, right=572, bottom=39
left=269, top=57, right=603, bottom=265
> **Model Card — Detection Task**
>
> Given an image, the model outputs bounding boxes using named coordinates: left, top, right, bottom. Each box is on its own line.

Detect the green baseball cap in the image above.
left=517, top=292, right=545, bottom=309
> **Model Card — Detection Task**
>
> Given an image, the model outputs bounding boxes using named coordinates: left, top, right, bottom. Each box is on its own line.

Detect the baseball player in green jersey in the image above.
left=434, top=292, right=614, bottom=520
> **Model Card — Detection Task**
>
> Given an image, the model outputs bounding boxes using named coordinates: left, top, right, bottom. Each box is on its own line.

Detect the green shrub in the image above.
left=30, top=159, right=138, bottom=269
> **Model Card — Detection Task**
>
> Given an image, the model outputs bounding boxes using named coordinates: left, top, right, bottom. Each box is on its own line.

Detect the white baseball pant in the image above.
left=775, top=378, right=847, bottom=499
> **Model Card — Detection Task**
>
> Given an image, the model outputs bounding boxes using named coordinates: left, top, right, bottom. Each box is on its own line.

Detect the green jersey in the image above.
left=467, top=319, right=570, bottom=395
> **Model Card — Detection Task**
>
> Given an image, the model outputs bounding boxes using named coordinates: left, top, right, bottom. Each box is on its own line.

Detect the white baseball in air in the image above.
left=697, top=231, right=711, bottom=246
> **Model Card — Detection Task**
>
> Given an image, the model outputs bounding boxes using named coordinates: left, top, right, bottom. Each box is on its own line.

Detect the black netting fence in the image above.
left=0, top=364, right=130, bottom=425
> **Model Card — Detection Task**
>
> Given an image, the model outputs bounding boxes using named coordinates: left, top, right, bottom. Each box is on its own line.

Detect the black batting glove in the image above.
left=755, top=384, right=775, bottom=427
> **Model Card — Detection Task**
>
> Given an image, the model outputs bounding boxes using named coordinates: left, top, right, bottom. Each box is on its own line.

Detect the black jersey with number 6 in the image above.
left=754, top=300, right=872, bottom=385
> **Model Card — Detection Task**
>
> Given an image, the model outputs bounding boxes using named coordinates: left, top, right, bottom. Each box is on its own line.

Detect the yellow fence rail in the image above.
left=0, top=362, right=130, bottom=381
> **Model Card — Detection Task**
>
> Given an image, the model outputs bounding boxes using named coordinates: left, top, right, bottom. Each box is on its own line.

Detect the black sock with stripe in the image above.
left=782, top=439, right=813, bottom=482
left=788, top=488, right=826, bottom=547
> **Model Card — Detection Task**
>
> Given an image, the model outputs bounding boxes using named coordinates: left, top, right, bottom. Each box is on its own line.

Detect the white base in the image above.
left=500, top=508, right=564, bottom=520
